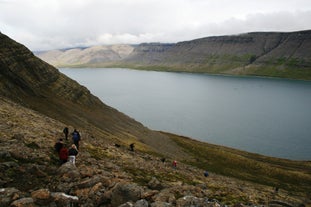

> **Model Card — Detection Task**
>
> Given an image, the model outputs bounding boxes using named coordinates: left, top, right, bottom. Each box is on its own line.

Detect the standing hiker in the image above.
left=54, top=138, right=64, bottom=154
left=172, top=160, right=177, bottom=168
left=129, top=143, right=135, bottom=151
left=72, top=129, right=81, bottom=149
left=68, top=144, right=79, bottom=165
left=63, top=127, right=69, bottom=140
left=59, top=144, right=68, bottom=164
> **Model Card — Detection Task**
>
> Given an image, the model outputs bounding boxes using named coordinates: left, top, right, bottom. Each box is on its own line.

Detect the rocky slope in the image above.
left=1, top=96, right=309, bottom=207
left=1, top=32, right=311, bottom=206
left=36, top=30, right=311, bottom=80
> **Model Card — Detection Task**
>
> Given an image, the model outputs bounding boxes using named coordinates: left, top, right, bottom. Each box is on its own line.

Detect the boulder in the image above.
left=134, top=199, right=149, bottom=207
left=31, top=188, right=52, bottom=205
left=176, top=195, right=208, bottom=207
left=79, top=164, right=95, bottom=178
left=0, top=188, right=21, bottom=206
left=152, top=189, right=175, bottom=204
left=58, top=162, right=81, bottom=182
left=111, top=182, right=144, bottom=206
left=10, top=197, right=35, bottom=207
left=51, top=192, right=79, bottom=206
left=75, top=175, right=103, bottom=189
left=148, top=177, right=164, bottom=190
left=119, top=201, right=135, bottom=207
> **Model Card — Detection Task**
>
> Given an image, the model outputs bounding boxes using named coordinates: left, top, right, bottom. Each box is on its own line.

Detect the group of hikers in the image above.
left=54, top=127, right=81, bottom=165
left=54, top=127, right=210, bottom=178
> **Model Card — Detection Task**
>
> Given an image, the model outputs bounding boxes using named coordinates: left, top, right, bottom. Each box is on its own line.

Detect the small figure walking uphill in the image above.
left=72, top=129, right=81, bottom=149
left=63, top=127, right=69, bottom=140
left=172, top=160, right=177, bottom=168
left=129, top=143, right=135, bottom=151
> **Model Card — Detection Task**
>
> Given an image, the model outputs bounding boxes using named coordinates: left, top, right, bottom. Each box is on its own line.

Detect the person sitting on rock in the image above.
left=68, top=144, right=79, bottom=165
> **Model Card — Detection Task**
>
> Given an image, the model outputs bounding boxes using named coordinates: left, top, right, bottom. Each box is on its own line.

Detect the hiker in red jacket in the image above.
left=59, top=145, right=68, bottom=164
left=172, top=160, right=177, bottom=168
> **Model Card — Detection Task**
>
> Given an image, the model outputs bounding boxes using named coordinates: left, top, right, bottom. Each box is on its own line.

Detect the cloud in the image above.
left=1, top=0, right=311, bottom=50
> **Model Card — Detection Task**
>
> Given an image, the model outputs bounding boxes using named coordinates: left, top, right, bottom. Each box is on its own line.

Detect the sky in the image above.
left=1, top=0, right=311, bottom=51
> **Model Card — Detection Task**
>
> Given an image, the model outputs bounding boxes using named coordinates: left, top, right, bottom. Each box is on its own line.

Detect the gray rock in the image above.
left=10, top=197, right=35, bottom=207
left=119, top=201, right=134, bottom=207
left=58, top=162, right=81, bottom=182
left=148, top=177, right=164, bottom=190
left=111, top=182, right=143, bottom=207
left=51, top=192, right=79, bottom=206
left=134, top=199, right=149, bottom=207
left=150, top=201, right=172, bottom=207
left=75, top=175, right=103, bottom=189
left=176, top=195, right=209, bottom=207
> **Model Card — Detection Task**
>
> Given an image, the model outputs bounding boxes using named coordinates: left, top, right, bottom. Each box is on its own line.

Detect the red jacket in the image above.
left=59, top=147, right=68, bottom=161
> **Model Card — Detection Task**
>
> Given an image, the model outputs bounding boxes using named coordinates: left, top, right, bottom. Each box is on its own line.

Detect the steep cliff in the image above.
left=122, top=31, right=311, bottom=79
left=36, top=30, right=311, bottom=80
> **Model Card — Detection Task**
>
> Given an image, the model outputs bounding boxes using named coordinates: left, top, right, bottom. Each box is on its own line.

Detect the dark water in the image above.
left=60, top=68, right=311, bottom=160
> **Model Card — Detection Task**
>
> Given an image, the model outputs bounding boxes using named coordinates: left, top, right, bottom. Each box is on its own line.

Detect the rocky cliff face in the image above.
left=123, top=31, right=311, bottom=79
left=37, top=30, right=311, bottom=80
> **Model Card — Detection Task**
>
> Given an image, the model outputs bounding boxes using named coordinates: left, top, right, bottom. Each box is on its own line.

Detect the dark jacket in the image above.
left=54, top=142, right=63, bottom=153
left=68, top=148, right=78, bottom=156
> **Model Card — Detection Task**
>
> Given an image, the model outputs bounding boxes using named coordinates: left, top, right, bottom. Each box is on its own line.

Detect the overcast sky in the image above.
left=1, top=0, right=311, bottom=51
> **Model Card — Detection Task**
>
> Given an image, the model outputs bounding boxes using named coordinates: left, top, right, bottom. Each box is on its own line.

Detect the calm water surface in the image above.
left=60, top=68, right=311, bottom=160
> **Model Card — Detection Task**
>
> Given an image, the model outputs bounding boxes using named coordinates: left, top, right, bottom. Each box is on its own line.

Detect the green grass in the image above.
left=163, top=132, right=311, bottom=194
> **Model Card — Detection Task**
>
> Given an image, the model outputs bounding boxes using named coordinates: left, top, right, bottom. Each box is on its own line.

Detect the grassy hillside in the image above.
left=163, top=132, right=311, bottom=194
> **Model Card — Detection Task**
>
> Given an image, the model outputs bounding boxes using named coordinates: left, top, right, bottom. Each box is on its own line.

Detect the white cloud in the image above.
left=1, top=0, right=311, bottom=50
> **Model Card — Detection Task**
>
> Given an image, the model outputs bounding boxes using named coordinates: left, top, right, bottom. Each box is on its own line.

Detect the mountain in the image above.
left=35, top=44, right=134, bottom=67
left=36, top=30, right=311, bottom=80
left=1, top=32, right=311, bottom=206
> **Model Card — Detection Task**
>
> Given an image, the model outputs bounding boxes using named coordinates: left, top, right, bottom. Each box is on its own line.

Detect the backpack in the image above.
left=54, top=142, right=63, bottom=153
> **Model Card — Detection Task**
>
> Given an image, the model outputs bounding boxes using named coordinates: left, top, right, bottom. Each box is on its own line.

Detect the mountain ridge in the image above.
left=36, top=30, right=311, bottom=80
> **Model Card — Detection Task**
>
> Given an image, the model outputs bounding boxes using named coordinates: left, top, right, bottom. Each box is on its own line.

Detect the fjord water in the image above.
left=60, top=68, right=311, bottom=160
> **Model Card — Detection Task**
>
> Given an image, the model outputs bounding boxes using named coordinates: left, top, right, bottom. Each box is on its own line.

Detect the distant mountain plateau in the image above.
left=36, top=30, right=311, bottom=80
